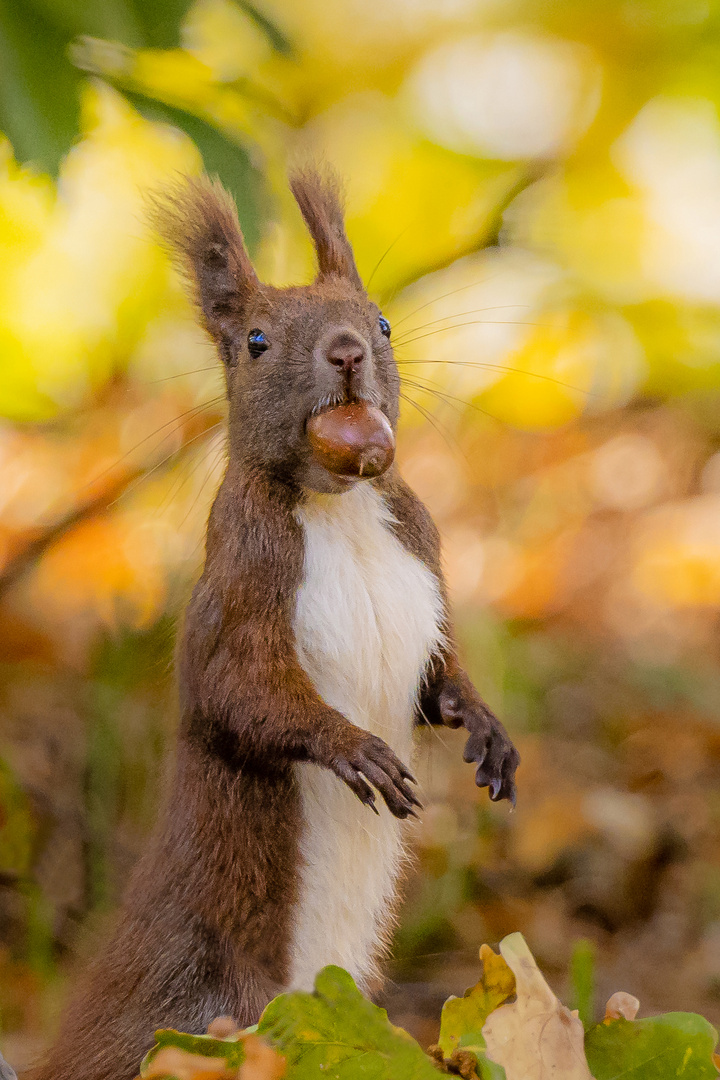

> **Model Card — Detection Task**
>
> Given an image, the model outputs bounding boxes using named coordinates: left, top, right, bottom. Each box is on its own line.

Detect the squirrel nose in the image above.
left=324, top=332, right=366, bottom=374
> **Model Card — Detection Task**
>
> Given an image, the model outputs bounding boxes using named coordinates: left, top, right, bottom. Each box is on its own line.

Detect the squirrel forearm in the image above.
left=181, top=630, right=351, bottom=762
left=180, top=588, right=422, bottom=818
left=182, top=640, right=421, bottom=817
left=179, top=472, right=353, bottom=764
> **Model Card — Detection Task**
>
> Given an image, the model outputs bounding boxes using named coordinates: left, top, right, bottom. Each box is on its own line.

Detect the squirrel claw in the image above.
left=328, top=732, right=419, bottom=820
left=438, top=674, right=520, bottom=807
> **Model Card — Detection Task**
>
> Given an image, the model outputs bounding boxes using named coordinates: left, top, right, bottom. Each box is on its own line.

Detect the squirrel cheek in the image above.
left=306, top=402, right=395, bottom=479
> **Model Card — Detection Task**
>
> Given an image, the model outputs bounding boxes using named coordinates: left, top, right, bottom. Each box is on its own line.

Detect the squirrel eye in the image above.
left=378, top=315, right=391, bottom=339
left=247, top=328, right=269, bottom=358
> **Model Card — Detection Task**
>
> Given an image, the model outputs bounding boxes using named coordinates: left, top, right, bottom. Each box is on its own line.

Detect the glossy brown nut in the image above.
left=306, top=402, right=395, bottom=478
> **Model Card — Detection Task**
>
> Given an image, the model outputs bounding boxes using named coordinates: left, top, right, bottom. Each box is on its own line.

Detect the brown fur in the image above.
left=29, top=169, right=518, bottom=1080
left=290, top=168, right=363, bottom=287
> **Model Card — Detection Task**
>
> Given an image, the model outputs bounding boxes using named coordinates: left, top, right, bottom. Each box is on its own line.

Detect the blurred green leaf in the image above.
left=585, top=1013, right=720, bottom=1079
left=0, top=759, right=34, bottom=879
left=86, top=693, right=124, bottom=911
left=0, top=347, right=60, bottom=423
left=120, top=89, right=265, bottom=251
left=0, top=0, right=82, bottom=173
left=570, top=939, right=596, bottom=1029
left=0, top=0, right=233, bottom=172
left=258, top=965, right=440, bottom=1078
left=23, top=882, right=56, bottom=979
left=19, top=0, right=147, bottom=47
left=233, top=0, right=293, bottom=56
left=0, top=0, right=191, bottom=172
left=125, top=0, right=190, bottom=49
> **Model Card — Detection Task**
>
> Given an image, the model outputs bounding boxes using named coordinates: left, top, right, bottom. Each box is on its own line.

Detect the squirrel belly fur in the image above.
left=290, top=483, right=445, bottom=992
left=29, top=169, right=519, bottom=1080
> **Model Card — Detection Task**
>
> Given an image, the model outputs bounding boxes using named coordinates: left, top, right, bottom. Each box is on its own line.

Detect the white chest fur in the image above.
left=288, top=483, right=444, bottom=992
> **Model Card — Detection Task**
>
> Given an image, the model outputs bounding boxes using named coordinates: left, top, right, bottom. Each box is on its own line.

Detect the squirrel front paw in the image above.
left=438, top=673, right=520, bottom=806
left=316, top=728, right=421, bottom=819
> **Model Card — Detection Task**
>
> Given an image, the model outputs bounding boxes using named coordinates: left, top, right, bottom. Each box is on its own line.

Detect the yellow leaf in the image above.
left=437, top=943, right=516, bottom=1058
left=133, top=49, right=217, bottom=110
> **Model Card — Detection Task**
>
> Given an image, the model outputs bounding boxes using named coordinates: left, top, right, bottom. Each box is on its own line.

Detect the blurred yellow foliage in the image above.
left=0, top=81, right=199, bottom=422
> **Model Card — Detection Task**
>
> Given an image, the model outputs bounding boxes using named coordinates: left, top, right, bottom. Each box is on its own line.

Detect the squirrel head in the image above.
left=152, top=169, right=399, bottom=493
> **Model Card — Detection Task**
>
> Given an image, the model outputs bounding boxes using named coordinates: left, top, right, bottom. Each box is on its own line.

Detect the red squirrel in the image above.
left=32, top=169, right=519, bottom=1080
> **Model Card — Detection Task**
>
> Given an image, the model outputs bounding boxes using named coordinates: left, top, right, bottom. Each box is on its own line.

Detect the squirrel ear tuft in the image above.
left=290, top=167, right=363, bottom=289
left=148, top=175, right=259, bottom=346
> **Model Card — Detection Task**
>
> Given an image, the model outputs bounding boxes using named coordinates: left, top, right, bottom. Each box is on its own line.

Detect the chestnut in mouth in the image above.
left=306, top=402, right=395, bottom=479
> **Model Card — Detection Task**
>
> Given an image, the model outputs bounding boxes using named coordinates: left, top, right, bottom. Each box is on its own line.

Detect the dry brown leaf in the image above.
left=604, top=992, right=640, bottom=1022
left=482, top=933, right=594, bottom=1080
left=238, top=1034, right=286, bottom=1080
left=141, top=1045, right=236, bottom=1079
left=139, top=1033, right=284, bottom=1080
left=207, top=1017, right=241, bottom=1039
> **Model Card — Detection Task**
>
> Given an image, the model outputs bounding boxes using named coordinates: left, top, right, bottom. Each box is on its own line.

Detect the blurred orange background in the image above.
left=3, top=0, right=720, bottom=1068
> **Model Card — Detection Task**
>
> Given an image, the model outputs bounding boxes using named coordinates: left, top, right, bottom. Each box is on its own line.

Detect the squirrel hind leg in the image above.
left=28, top=985, right=249, bottom=1080
left=27, top=945, right=280, bottom=1080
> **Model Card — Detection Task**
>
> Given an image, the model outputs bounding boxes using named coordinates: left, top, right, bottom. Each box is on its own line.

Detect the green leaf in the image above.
left=140, top=1028, right=246, bottom=1075
left=585, top=1013, right=720, bottom=1079
left=258, top=965, right=440, bottom=1079
left=569, top=939, right=596, bottom=1029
